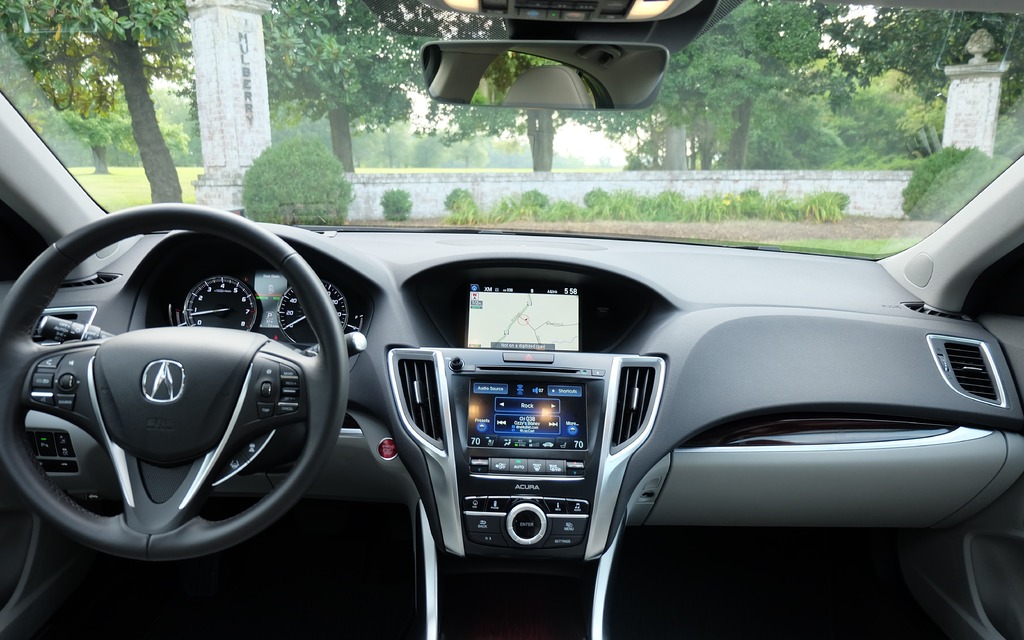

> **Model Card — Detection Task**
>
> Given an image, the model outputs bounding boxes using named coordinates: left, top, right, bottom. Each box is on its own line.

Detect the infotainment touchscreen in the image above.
left=467, top=379, right=587, bottom=450
left=466, top=284, right=579, bottom=351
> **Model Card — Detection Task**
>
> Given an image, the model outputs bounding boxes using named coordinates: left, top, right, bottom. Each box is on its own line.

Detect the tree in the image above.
left=0, top=0, right=192, bottom=203
left=592, top=0, right=846, bottom=171
left=58, top=107, right=133, bottom=174
left=828, top=9, right=1024, bottom=113
left=263, top=0, right=420, bottom=172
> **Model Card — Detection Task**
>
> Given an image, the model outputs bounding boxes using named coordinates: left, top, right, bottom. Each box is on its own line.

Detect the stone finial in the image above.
left=966, top=29, right=996, bottom=65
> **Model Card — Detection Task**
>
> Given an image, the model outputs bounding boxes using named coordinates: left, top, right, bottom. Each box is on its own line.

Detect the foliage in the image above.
left=380, top=188, right=412, bottom=221
left=243, top=137, right=353, bottom=225
left=0, top=0, right=193, bottom=202
left=444, top=189, right=848, bottom=225
left=902, top=147, right=1009, bottom=221
left=263, top=0, right=421, bottom=171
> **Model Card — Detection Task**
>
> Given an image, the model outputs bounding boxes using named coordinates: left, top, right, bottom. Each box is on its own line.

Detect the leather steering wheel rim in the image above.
left=0, top=204, right=348, bottom=560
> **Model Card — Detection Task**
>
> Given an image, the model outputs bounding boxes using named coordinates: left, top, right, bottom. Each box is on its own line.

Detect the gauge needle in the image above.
left=283, top=315, right=307, bottom=330
left=189, top=308, right=231, bottom=317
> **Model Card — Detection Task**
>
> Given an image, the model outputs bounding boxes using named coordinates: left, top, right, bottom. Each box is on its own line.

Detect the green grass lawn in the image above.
left=70, top=166, right=201, bottom=211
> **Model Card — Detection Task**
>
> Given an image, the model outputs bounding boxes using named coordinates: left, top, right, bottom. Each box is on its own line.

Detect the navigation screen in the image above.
left=466, top=284, right=580, bottom=351
left=467, top=379, right=587, bottom=450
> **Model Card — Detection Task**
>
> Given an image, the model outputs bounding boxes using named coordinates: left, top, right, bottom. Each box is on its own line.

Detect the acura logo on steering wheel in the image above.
left=141, top=360, right=186, bottom=404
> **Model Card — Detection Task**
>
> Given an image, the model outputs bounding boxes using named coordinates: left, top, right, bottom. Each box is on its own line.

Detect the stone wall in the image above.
left=348, top=170, right=912, bottom=220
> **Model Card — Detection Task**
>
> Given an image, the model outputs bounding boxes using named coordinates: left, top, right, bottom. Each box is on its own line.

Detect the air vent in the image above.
left=396, top=358, right=444, bottom=444
left=944, top=342, right=998, bottom=402
left=59, top=272, right=121, bottom=288
left=612, top=366, right=656, bottom=447
left=928, top=335, right=1003, bottom=406
left=903, top=302, right=967, bottom=321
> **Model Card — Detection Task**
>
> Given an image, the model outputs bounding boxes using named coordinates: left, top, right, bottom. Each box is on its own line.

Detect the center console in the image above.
left=388, top=281, right=664, bottom=562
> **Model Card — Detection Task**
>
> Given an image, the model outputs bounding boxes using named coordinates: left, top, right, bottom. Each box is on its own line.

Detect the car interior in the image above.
left=3, top=0, right=1024, bottom=638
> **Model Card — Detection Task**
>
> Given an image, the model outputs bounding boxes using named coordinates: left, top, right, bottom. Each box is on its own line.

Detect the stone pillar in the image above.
left=942, top=29, right=1007, bottom=157
left=187, top=0, right=273, bottom=211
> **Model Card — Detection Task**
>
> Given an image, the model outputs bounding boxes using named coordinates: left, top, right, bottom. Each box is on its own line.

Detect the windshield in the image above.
left=1, top=1, right=1022, bottom=258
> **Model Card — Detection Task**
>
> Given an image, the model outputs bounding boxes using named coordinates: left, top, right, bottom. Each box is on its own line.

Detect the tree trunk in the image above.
left=91, top=146, right=110, bottom=175
left=526, top=110, right=554, bottom=172
left=725, top=97, right=754, bottom=171
left=328, top=106, right=355, bottom=172
left=105, top=27, right=182, bottom=203
left=664, top=125, right=687, bottom=171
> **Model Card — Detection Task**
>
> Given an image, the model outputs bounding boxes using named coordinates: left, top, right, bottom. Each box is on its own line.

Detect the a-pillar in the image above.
left=942, top=29, right=1007, bottom=157
left=187, top=0, right=273, bottom=211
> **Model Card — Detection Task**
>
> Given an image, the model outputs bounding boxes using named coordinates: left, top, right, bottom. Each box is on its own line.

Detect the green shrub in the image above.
left=380, top=188, right=412, bottom=221
left=902, top=147, right=1007, bottom=221
left=444, top=188, right=475, bottom=212
left=242, top=137, right=353, bottom=225
left=520, top=189, right=551, bottom=210
left=799, top=192, right=848, bottom=223
left=583, top=188, right=611, bottom=210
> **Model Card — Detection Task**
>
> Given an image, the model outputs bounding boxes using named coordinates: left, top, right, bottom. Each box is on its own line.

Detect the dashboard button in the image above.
left=490, top=458, right=511, bottom=473
left=502, top=352, right=554, bottom=364
left=463, top=496, right=485, bottom=512
left=468, top=532, right=507, bottom=547
left=567, top=499, right=589, bottom=514
left=544, top=535, right=583, bottom=548
left=545, top=460, right=566, bottom=475
left=510, top=458, right=529, bottom=474
left=544, top=498, right=566, bottom=514
left=465, top=514, right=503, bottom=534
left=549, top=516, right=586, bottom=535
left=527, top=459, right=546, bottom=475
left=485, top=497, right=508, bottom=512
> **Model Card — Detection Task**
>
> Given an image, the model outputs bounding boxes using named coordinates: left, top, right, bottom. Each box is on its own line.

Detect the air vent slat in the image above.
left=944, top=341, right=998, bottom=402
left=59, top=272, right=121, bottom=288
left=397, top=358, right=444, bottom=444
left=612, top=366, right=655, bottom=448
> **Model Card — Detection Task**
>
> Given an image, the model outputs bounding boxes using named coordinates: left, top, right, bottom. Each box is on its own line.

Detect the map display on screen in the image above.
left=466, top=284, right=579, bottom=351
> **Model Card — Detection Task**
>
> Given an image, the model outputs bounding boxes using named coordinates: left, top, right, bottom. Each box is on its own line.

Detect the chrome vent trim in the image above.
left=612, top=366, right=656, bottom=448
left=927, top=335, right=1006, bottom=408
left=903, top=302, right=967, bottom=321
left=59, top=272, right=121, bottom=288
left=395, top=357, right=444, bottom=446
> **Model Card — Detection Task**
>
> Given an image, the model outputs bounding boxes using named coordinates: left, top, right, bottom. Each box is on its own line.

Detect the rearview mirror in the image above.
left=421, top=41, right=669, bottom=111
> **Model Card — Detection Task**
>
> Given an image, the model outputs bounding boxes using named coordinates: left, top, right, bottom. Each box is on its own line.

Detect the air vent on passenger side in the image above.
left=59, top=272, right=121, bottom=288
left=396, top=358, right=444, bottom=444
left=612, top=366, right=656, bottom=447
left=927, top=335, right=1004, bottom=407
left=902, top=302, right=967, bottom=321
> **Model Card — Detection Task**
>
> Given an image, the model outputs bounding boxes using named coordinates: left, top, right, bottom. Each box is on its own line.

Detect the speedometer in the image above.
left=183, top=276, right=257, bottom=330
left=278, top=281, right=348, bottom=343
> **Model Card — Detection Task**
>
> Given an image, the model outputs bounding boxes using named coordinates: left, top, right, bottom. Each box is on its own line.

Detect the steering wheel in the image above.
left=0, top=205, right=348, bottom=560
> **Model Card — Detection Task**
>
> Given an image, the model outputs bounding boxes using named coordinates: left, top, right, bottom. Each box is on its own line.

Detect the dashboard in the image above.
left=23, top=226, right=1024, bottom=563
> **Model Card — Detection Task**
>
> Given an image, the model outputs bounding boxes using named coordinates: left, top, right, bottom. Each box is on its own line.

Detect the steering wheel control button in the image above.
left=55, top=394, right=76, bottom=411
left=260, top=381, right=273, bottom=398
left=36, top=355, right=62, bottom=369
left=40, top=460, right=79, bottom=473
left=507, top=503, right=547, bottom=546
left=465, top=514, right=503, bottom=534
left=276, top=402, right=299, bottom=415
left=257, top=402, right=275, bottom=419
left=57, top=373, right=77, bottom=391
left=32, top=372, right=54, bottom=388
left=30, top=392, right=55, bottom=406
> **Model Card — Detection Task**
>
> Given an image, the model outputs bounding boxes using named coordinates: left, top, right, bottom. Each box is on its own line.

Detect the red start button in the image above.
left=378, top=438, right=398, bottom=460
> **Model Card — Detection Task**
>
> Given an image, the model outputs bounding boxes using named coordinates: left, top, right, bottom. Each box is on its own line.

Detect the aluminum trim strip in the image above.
left=681, top=426, right=993, bottom=454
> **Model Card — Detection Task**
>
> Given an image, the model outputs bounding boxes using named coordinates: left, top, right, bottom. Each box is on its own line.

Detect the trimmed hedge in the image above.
left=243, top=137, right=353, bottom=225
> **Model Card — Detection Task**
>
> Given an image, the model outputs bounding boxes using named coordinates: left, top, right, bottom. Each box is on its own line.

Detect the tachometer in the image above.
left=183, top=276, right=257, bottom=330
left=278, top=281, right=348, bottom=343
